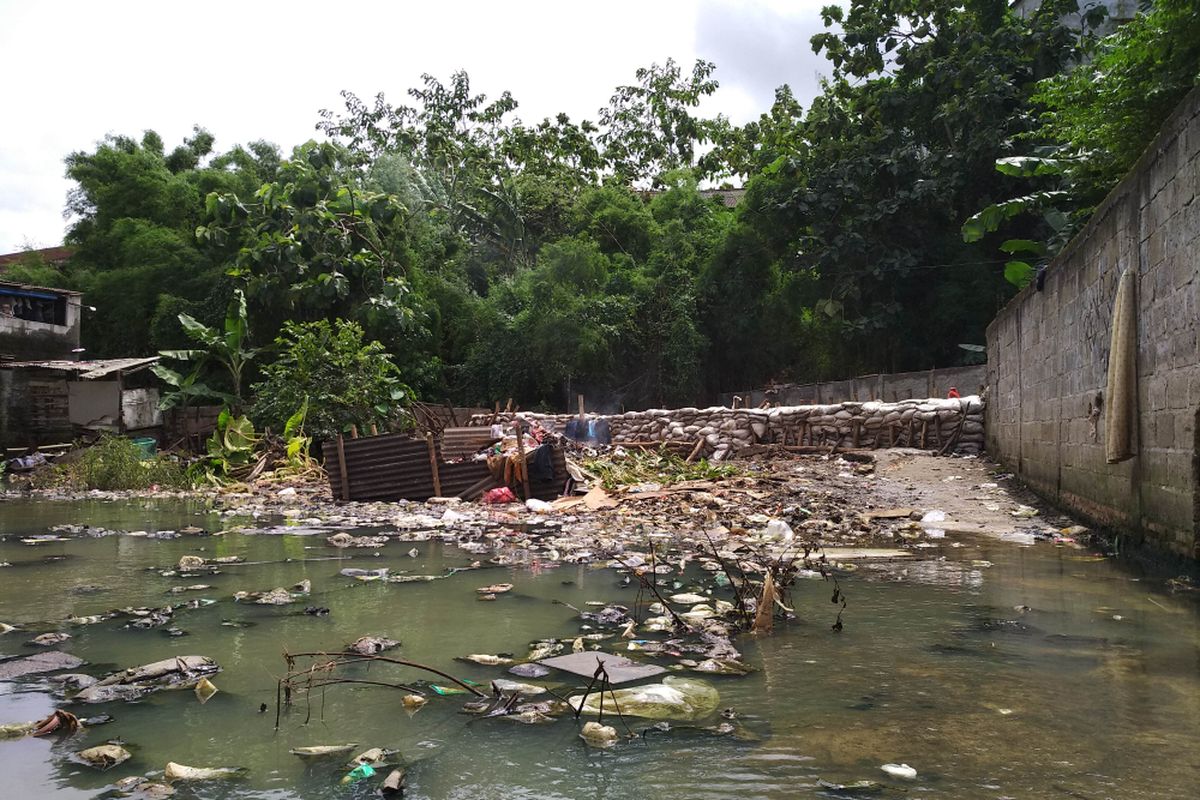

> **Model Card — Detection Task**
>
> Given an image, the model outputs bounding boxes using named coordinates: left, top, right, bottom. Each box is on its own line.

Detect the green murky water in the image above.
left=2, top=498, right=1199, bottom=799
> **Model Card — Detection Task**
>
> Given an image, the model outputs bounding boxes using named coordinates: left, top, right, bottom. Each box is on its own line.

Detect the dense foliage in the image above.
left=963, top=0, right=1200, bottom=284
left=250, top=319, right=409, bottom=441
left=32, top=435, right=190, bottom=491
left=37, top=0, right=1197, bottom=413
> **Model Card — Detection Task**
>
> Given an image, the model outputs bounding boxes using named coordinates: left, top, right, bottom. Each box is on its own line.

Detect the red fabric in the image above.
left=483, top=486, right=518, bottom=504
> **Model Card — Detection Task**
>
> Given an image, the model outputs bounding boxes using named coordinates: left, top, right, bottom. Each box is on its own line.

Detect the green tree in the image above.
left=199, top=140, right=417, bottom=339
left=598, top=58, right=729, bottom=186
left=250, top=319, right=410, bottom=441
left=61, top=129, right=279, bottom=357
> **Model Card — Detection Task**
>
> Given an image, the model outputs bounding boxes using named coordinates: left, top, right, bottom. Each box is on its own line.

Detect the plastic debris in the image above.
left=177, top=556, right=206, bottom=571
left=881, top=762, right=917, bottom=779
left=482, top=487, right=518, bottom=504
left=31, top=709, right=81, bottom=737
left=763, top=519, right=795, bottom=543
left=569, top=676, right=719, bottom=721
left=402, top=695, right=427, bottom=713
left=76, top=744, right=131, bottom=770
left=579, top=721, right=619, bottom=747
left=459, top=654, right=513, bottom=666
left=381, top=768, right=406, bottom=795
left=509, top=663, right=551, bottom=678
left=290, top=744, right=359, bottom=759
left=28, top=632, right=71, bottom=646
left=920, top=510, right=946, bottom=523
left=164, top=762, right=246, bottom=781
left=490, top=678, right=546, bottom=696
left=340, top=763, right=376, bottom=784
left=74, top=655, right=220, bottom=704
left=346, top=636, right=400, bottom=656
left=194, top=677, right=218, bottom=704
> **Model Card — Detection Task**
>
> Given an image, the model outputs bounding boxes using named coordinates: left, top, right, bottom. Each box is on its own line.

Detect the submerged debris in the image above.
left=31, top=709, right=81, bottom=737
left=579, top=721, right=619, bottom=747
left=194, top=677, right=219, bottom=704
left=381, top=768, right=406, bottom=795
left=76, top=743, right=132, bottom=770
left=0, top=650, right=85, bottom=680
left=290, top=744, right=358, bottom=758
left=73, top=655, right=220, bottom=703
left=881, top=762, right=918, bottom=780
left=28, top=632, right=71, bottom=646
left=163, top=762, right=247, bottom=781
left=569, top=677, right=719, bottom=721
left=346, top=636, right=401, bottom=656
left=234, top=579, right=310, bottom=605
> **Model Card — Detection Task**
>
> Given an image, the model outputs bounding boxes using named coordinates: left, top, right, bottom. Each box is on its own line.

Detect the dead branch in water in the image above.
left=276, top=650, right=487, bottom=729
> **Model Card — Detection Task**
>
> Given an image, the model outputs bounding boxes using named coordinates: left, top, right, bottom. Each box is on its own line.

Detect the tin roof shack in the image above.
left=0, top=281, right=83, bottom=361
left=0, top=357, right=162, bottom=448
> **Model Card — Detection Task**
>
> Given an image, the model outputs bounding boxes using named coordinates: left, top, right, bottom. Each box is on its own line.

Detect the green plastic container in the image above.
left=130, top=437, right=158, bottom=459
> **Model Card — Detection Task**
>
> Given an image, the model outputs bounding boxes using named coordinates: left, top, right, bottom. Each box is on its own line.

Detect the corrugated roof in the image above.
left=0, top=246, right=76, bottom=268
left=0, top=279, right=82, bottom=296
left=0, top=356, right=159, bottom=378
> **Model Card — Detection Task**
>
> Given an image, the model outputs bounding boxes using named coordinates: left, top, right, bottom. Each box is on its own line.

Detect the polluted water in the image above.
left=0, top=497, right=1199, bottom=799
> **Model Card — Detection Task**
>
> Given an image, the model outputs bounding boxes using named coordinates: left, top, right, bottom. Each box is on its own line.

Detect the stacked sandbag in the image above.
left=469, top=395, right=985, bottom=458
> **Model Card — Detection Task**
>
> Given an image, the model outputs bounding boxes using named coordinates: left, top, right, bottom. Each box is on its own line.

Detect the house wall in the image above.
left=68, top=381, right=120, bottom=429
left=121, top=388, right=162, bottom=431
left=0, top=300, right=81, bottom=360
left=0, top=370, right=72, bottom=446
left=986, top=87, right=1200, bottom=559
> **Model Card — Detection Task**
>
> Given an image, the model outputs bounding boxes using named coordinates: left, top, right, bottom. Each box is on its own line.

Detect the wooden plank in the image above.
left=426, top=432, right=442, bottom=498
left=335, top=434, right=350, bottom=501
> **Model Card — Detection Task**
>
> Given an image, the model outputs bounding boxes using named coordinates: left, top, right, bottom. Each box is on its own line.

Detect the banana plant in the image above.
left=153, top=289, right=260, bottom=413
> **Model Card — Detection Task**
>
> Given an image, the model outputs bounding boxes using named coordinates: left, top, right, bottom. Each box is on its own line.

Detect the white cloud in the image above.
left=0, top=0, right=834, bottom=252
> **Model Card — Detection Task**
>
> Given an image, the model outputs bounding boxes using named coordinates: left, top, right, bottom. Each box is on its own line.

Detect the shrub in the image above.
left=250, top=319, right=411, bottom=442
left=31, top=435, right=190, bottom=491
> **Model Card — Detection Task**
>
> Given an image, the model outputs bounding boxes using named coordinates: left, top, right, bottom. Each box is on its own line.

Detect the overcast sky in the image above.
left=0, top=0, right=835, bottom=253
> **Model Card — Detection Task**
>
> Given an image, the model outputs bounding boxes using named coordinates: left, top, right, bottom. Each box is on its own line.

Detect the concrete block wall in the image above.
left=986, top=87, right=1200, bottom=559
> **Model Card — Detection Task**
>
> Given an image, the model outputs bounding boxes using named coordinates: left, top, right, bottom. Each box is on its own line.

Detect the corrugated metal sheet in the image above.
left=323, top=433, right=566, bottom=503
left=440, top=426, right=499, bottom=461
left=0, top=356, right=159, bottom=379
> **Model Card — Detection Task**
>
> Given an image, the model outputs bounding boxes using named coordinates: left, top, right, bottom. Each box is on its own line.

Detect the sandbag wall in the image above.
left=471, top=396, right=985, bottom=460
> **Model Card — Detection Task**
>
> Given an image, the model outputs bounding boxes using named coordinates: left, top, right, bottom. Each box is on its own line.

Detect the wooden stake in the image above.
left=425, top=433, right=441, bottom=498
left=335, top=434, right=350, bottom=501
left=514, top=419, right=532, bottom=500
left=370, top=423, right=378, bottom=436
left=577, top=393, right=586, bottom=427
left=505, top=398, right=513, bottom=412
left=350, top=424, right=359, bottom=439
left=685, top=438, right=705, bottom=463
